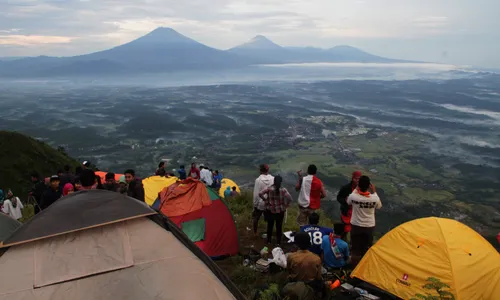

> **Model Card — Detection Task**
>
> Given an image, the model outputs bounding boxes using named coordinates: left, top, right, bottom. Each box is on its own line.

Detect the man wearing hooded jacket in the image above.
left=336, top=171, right=362, bottom=241
left=252, top=164, right=274, bottom=236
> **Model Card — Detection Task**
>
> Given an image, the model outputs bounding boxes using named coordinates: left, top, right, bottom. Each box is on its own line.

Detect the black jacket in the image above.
left=102, top=183, right=120, bottom=193
left=337, top=182, right=353, bottom=216
left=30, top=180, right=47, bottom=214
left=59, top=172, right=75, bottom=187
left=40, top=188, right=62, bottom=210
left=127, top=179, right=145, bottom=202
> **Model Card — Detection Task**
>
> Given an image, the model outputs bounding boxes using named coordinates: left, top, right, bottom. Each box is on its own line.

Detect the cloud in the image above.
left=413, top=16, right=449, bottom=28
left=0, top=35, right=73, bottom=46
left=0, top=0, right=498, bottom=67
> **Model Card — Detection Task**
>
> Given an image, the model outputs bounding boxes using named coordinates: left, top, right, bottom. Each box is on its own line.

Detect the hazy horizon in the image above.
left=1, top=0, right=499, bottom=68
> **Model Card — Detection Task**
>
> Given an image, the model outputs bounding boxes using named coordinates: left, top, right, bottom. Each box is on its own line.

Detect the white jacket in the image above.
left=2, top=197, right=24, bottom=220
left=200, top=169, right=213, bottom=186
left=253, top=174, right=274, bottom=210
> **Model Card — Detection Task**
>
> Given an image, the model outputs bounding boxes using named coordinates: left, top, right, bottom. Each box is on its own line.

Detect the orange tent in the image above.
left=95, top=171, right=123, bottom=183
left=157, top=178, right=211, bottom=217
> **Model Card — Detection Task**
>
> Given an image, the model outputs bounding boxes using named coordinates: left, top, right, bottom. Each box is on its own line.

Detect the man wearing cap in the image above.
left=252, top=164, right=274, bottom=236
left=82, top=161, right=91, bottom=170
left=336, top=171, right=362, bottom=241
left=40, top=175, right=62, bottom=210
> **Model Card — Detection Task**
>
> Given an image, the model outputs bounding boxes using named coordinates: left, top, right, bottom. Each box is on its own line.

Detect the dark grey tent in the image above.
left=0, top=213, right=21, bottom=244
left=0, top=190, right=244, bottom=300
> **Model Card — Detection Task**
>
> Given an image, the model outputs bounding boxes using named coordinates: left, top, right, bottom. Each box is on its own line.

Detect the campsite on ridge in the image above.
left=1, top=3, right=500, bottom=297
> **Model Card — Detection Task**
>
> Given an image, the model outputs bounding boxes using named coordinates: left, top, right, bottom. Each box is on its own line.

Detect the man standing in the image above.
left=82, top=161, right=91, bottom=170
left=125, top=169, right=145, bottom=202
left=336, top=171, right=362, bottom=241
left=40, top=175, right=62, bottom=210
left=189, top=163, right=200, bottom=180
left=29, top=172, right=47, bottom=214
left=103, top=172, right=119, bottom=192
left=252, top=164, right=274, bottom=236
left=213, top=170, right=223, bottom=190
left=200, top=166, right=213, bottom=187
left=155, top=162, right=165, bottom=176
left=176, top=165, right=187, bottom=180
left=296, top=165, right=326, bottom=226
left=59, top=165, right=75, bottom=188
left=300, top=212, right=333, bottom=256
left=347, top=175, right=382, bottom=266
left=80, top=169, right=97, bottom=190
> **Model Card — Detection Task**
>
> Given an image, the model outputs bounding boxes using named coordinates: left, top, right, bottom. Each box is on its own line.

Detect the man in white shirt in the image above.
left=347, top=175, right=382, bottom=266
left=199, top=166, right=213, bottom=187
left=252, top=164, right=274, bottom=236
left=2, top=189, right=24, bottom=221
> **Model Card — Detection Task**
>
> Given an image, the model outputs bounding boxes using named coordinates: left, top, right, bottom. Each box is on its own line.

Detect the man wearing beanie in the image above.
left=336, top=170, right=362, bottom=241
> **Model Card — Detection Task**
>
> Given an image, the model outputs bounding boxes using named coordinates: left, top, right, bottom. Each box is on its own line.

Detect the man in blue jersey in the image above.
left=321, top=223, right=350, bottom=269
left=299, top=212, right=333, bottom=256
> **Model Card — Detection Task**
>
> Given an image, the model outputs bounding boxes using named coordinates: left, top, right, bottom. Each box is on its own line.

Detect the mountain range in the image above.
left=0, top=27, right=410, bottom=77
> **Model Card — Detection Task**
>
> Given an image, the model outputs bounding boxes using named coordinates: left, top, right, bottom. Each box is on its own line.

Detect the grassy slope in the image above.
left=218, top=191, right=334, bottom=298
left=0, top=131, right=80, bottom=198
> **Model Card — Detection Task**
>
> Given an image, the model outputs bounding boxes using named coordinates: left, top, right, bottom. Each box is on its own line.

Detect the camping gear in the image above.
left=218, top=178, right=240, bottom=198
left=271, top=247, right=287, bottom=268
left=0, top=190, right=244, bottom=300
left=351, top=217, right=500, bottom=300
left=153, top=178, right=239, bottom=258
left=328, top=280, right=341, bottom=290
left=255, top=258, right=270, bottom=273
left=0, top=213, right=21, bottom=245
left=142, top=175, right=178, bottom=205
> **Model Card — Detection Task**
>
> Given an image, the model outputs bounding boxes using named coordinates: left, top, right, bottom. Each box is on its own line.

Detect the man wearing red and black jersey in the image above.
left=336, top=171, right=362, bottom=241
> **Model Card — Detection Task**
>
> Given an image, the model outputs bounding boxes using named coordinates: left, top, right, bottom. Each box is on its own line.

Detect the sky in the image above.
left=0, top=0, right=499, bottom=67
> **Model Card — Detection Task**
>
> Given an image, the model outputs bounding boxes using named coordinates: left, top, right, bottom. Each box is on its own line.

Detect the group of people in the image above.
left=251, top=165, right=382, bottom=297
left=156, top=162, right=228, bottom=191
left=28, top=162, right=147, bottom=213
left=252, top=164, right=327, bottom=246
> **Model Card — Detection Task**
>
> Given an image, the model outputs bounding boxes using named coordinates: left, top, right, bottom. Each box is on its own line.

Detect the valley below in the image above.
left=1, top=67, right=499, bottom=247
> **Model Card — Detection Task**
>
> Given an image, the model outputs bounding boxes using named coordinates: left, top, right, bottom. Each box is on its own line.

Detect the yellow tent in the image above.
left=142, top=176, right=178, bottom=206
left=218, top=178, right=240, bottom=198
left=351, top=217, right=500, bottom=300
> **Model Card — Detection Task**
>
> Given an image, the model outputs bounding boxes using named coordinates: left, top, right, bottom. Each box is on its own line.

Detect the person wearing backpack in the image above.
left=321, top=223, right=350, bottom=269
left=259, top=175, right=292, bottom=245
left=2, top=189, right=24, bottom=221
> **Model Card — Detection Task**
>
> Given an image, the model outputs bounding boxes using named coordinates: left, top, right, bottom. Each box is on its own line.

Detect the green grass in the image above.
left=222, top=192, right=335, bottom=299
left=0, top=131, right=80, bottom=199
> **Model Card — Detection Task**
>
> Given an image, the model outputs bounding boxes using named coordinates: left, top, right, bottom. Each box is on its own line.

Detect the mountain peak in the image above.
left=136, top=27, right=198, bottom=45
left=232, top=35, right=282, bottom=50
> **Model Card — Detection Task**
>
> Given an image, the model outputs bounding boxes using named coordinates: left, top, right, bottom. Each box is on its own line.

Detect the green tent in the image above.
left=0, top=213, right=21, bottom=244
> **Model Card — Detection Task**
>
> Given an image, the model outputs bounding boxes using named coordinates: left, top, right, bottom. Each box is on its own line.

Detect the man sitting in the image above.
left=300, top=212, right=333, bottom=256
left=283, top=232, right=323, bottom=300
left=321, top=223, right=350, bottom=270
